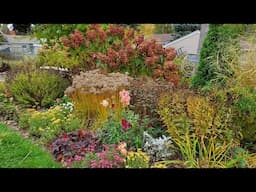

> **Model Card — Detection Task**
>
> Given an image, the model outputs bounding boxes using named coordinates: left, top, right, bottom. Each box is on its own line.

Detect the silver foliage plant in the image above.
left=143, top=132, right=176, bottom=162
left=61, top=101, right=74, bottom=112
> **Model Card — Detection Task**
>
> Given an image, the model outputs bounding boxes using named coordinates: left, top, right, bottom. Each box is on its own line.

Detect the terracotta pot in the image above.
left=9, top=30, right=16, bottom=35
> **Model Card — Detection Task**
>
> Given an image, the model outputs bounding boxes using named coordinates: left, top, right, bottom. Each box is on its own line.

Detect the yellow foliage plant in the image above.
left=126, top=149, right=150, bottom=168
left=237, top=48, right=256, bottom=88
left=137, top=24, right=155, bottom=39
left=177, top=133, right=235, bottom=168
left=157, top=90, right=192, bottom=139
left=246, top=153, right=256, bottom=168
left=157, top=91, right=237, bottom=168
left=70, top=88, right=124, bottom=130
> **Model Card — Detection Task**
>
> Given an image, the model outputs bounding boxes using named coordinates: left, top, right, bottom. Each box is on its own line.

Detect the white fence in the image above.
left=0, top=42, right=41, bottom=60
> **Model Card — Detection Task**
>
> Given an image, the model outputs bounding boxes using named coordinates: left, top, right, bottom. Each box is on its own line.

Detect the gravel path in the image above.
left=0, top=116, right=30, bottom=139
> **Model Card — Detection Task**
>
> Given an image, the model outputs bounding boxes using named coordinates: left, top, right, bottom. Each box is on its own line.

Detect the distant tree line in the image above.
left=173, top=24, right=201, bottom=40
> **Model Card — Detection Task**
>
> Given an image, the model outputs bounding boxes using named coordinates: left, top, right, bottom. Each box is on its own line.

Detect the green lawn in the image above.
left=0, top=123, right=61, bottom=168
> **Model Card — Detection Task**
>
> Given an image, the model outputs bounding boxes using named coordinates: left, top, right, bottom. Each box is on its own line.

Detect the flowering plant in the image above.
left=65, top=70, right=132, bottom=129
left=119, top=89, right=131, bottom=107
left=126, top=148, right=150, bottom=168
left=59, top=24, right=180, bottom=84
left=98, top=109, right=153, bottom=149
left=54, top=95, right=74, bottom=113
left=83, top=144, right=126, bottom=168
left=19, top=105, right=81, bottom=142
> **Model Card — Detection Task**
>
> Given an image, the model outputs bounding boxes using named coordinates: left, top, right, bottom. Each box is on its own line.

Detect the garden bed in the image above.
left=1, top=24, right=256, bottom=168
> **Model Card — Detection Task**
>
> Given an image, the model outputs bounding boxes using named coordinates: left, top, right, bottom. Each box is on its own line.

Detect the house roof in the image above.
left=151, top=33, right=174, bottom=45
left=163, top=30, right=200, bottom=49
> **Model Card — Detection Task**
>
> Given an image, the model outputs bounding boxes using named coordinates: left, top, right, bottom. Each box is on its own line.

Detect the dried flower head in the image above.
left=65, top=70, right=133, bottom=96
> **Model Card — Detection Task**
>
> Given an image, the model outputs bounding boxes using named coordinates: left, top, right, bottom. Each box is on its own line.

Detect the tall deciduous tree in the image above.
left=154, top=24, right=173, bottom=34
left=173, top=24, right=200, bottom=40
left=119, top=24, right=139, bottom=30
left=138, top=24, right=155, bottom=38
left=32, top=24, right=89, bottom=46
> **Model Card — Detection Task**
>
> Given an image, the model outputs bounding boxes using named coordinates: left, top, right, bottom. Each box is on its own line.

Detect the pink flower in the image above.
left=74, top=155, right=83, bottom=161
left=114, top=154, right=122, bottom=162
left=66, top=158, right=73, bottom=167
left=118, top=142, right=127, bottom=149
left=119, top=89, right=131, bottom=107
left=117, top=142, right=127, bottom=155
left=91, top=24, right=100, bottom=29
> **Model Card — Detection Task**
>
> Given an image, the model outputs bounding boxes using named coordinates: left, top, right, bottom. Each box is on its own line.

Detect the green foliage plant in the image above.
left=9, top=70, right=69, bottom=108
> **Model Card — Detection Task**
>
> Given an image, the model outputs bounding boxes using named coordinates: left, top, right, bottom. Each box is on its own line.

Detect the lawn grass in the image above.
left=0, top=122, right=61, bottom=168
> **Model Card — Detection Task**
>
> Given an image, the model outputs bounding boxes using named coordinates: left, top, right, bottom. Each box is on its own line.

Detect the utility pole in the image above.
left=197, top=24, right=209, bottom=54
left=191, top=24, right=209, bottom=74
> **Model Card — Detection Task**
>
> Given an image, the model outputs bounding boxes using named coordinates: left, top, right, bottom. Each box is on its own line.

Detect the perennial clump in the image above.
left=65, top=69, right=133, bottom=95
